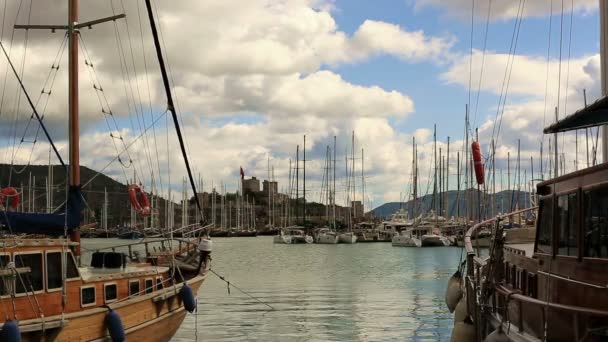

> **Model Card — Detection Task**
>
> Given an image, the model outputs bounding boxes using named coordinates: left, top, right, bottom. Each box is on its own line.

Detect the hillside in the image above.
left=369, top=189, right=532, bottom=219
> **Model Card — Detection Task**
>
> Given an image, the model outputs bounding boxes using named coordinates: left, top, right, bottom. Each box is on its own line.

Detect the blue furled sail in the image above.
left=0, top=186, right=83, bottom=235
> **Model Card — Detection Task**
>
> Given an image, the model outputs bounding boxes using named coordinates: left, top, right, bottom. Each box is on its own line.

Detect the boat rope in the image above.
left=490, top=0, right=525, bottom=146
left=472, top=0, right=492, bottom=128
left=7, top=0, right=32, bottom=174
left=194, top=302, right=199, bottom=341
left=80, top=109, right=168, bottom=190
left=209, top=269, right=275, bottom=311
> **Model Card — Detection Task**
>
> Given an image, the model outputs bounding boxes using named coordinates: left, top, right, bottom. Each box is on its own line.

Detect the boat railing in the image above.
left=90, top=236, right=200, bottom=262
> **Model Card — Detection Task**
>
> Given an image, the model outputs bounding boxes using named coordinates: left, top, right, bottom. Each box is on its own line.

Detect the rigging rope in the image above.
left=209, top=268, right=275, bottom=311
left=472, top=0, right=492, bottom=127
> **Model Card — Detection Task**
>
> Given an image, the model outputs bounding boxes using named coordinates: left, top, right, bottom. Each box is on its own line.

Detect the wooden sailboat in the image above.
left=0, top=1, right=210, bottom=340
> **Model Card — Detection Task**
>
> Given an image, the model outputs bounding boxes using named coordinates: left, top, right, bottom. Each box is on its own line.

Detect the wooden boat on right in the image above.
left=451, top=67, right=608, bottom=342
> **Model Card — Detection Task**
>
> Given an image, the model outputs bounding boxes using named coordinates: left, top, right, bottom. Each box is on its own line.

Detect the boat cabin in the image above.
left=0, top=238, right=176, bottom=321
left=533, top=162, right=608, bottom=285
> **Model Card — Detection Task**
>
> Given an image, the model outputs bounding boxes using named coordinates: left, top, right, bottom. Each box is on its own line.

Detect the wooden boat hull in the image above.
left=16, top=275, right=206, bottom=342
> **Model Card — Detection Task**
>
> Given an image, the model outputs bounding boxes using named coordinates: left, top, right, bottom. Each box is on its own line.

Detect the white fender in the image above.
left=454, top=296, right=469, bottom=323
left=451, top=320, right=475, bottom=342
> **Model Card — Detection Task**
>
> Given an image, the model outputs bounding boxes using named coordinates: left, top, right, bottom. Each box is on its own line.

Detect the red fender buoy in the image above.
left=0, top=187, right=20, bottom=210
left=471, top=141, right=485, bottom=185
left=128, top=184, right=151, bottom=216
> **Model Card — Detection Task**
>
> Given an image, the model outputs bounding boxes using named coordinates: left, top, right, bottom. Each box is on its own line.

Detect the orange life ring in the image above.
left=128, top=184, right=151, bottom=216
left=471, top=141, right=485, bottom=185
left=0, top=187, right=20, bottom=210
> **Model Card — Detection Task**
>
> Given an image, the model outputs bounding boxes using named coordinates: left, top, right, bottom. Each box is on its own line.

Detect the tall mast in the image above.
left=361, top=147, right=365, bottom=216
left=303, top=135, right=306, bottom=224
left=412, top=137, right=417, bottom=219
left=333, top=136, right=337, bottom=229
left=296, top=145, right=299, bottom=223
left=352, top=131, right=356, bottom=220
left=68, top=0, right=80, bottom=187
left=456, top=151, right=460, bottom=220
left=145, top=0, right=204, bottom=222
left=601, top=0, right=608, bottom=162
left=433, top=124, right=438, bottom=221
left=268, top=155, right=271, bottom=227
left=444, top=137, right=450, bottom=218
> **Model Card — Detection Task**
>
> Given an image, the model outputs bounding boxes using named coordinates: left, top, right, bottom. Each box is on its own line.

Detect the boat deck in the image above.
left=80, top=265, right=170, bottom=282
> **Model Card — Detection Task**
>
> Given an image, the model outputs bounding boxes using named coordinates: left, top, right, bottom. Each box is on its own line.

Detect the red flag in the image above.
left=240, top=166, right=245, bottom=180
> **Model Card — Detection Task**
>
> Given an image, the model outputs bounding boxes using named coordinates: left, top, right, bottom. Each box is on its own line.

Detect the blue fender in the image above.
left=1, top=320, right=21, bottom=342
left=180, top=284, right=196, bottom=313
left=106, top=310, right=125, bottom=342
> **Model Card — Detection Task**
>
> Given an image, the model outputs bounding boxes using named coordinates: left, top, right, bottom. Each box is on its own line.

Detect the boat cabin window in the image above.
left=557, top=193, right=578, bottom=257
left=0, top=254, right=10, bottom=296
left=81, top=286, right=96, bottom=307
left=46, top=252, right=63, bottom=290
left=536, top=196, right=553, bottom=254
left=66, top=252, right=79, bottom=279
left=583, top=186, right=608, bottom=258
left=129, top=279, right=140, bottom=297
left=155, top=276, right=164, bottom=291
left=47, top=251, right=81, bottom=292
left=144, top=278, right=154, bottom=294
left=104, top=283, right=118, bottom=303
left=14, top=253, right=43, bottom=294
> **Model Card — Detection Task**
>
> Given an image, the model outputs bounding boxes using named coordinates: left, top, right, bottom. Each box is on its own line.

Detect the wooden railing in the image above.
left=463, top=207, right=537, bottom=341
left=91, top=236, right=199, bottom=261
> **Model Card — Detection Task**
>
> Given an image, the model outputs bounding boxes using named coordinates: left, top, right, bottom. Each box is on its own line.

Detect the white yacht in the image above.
left=338, top=231, right=357, bottom=244
left=273, top=230, right=292, bottom=244
left=391, top=227, right=423, bottom=247
left=274, top=227, right=313, bottom=244
left=315, top=228, right=339, bottom=244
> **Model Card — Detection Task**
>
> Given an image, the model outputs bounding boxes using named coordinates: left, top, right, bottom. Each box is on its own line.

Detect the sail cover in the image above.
left=0, top=185, right=83, bottom=235
left=544, top=96, right=608, bottom=133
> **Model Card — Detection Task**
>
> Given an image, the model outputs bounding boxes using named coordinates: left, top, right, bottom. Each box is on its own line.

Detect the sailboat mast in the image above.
left=433, top=124, right=438, bottom=222
left=303, top=135, right=306, bottom=224
left=68, top=0, right=80, bottom=187
left=601, top=1, right=608, bottom=162
left=443, top=137, right=450, bottom=218
left=145, top=0, right=204, bottom=222
left=412, top=137, right=417, bottom=219
left=361, top=147, right=365, bottom=216
left=333, top=136, right=337, bottom=229
left=296, top=145, right=299, bottom=223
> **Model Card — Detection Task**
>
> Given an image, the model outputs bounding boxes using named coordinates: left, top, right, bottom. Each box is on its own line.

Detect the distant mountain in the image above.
left=369, top=189, right=532, bottom=219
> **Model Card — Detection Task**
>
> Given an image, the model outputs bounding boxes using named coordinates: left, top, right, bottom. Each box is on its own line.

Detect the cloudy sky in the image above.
left=0, top=0, right=602, bottom=210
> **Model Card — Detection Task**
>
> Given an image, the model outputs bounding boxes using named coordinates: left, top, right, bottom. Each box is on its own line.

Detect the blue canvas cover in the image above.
left=0, top=185, right=83, bottom=235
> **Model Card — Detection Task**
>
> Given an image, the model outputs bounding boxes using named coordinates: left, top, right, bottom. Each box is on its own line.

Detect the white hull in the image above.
left=291, top=235, right=314, bottom=244
left=316, top=233, right=339, bottom=244
left=391, top=235, right=421, bottom=247
left=338, top=232, right=357, bottom=244
left=273, top=235, right=292, bottom=244
left=421, top=234, right=450, bottom=247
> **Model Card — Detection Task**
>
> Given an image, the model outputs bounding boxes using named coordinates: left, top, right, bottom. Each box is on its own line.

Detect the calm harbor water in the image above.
left=81, top=237, right=459, bottom=341
left=170, top=236, right=459, bottom=341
